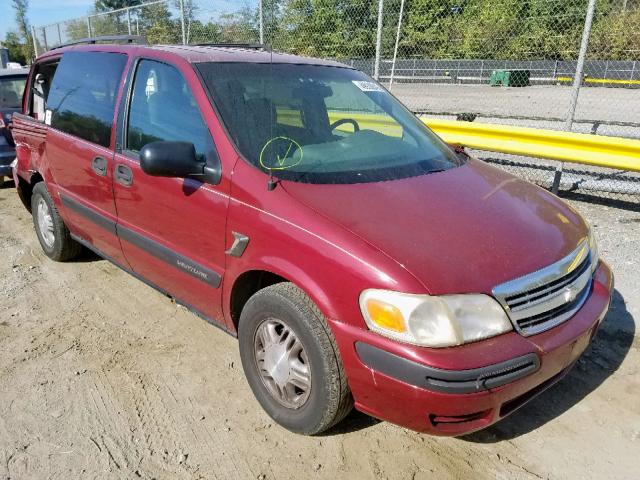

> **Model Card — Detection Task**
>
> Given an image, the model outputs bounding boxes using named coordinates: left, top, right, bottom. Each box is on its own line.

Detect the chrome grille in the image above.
left=493, top=240, right=594, bottom=336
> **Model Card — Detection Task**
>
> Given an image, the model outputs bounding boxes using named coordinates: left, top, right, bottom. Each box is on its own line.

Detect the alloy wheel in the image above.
left=36, top=197, right=55, bottom=248
left=254, top=318, right=312, bottom=409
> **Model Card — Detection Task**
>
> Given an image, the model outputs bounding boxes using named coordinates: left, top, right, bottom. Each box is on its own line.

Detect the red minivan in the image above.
left=12, top=39, right=613, bottom=436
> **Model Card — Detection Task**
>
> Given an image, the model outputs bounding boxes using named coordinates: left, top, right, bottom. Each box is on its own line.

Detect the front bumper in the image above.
left=330, top=261, right=613, bottom=436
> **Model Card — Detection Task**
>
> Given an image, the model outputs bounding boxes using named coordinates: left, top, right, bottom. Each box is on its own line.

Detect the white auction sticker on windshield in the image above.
left=352, top=80, right=384, bottom=92
left=44, top=109, right=52, bottom=125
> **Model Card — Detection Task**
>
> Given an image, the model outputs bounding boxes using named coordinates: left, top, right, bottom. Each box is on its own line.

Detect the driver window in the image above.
left=126, top=59, right=216, bottom=164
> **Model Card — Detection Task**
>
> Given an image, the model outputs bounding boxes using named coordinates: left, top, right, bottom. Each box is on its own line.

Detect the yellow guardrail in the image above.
left=278, top=108, right=640, bottom=172
left=557, top=76, right=640, bottom=86
left=421, top=118, right=640, bottom=172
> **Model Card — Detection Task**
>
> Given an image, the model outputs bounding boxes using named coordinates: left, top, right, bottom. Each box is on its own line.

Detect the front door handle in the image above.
left=115, top=164, right=133, bottom=186
left=91, top=156, right=108, bottom=176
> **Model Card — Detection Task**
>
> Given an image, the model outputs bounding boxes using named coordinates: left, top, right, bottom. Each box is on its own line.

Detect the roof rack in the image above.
left=193, top=43, right=269, bottom=50
left=51, top=35, right=147, bottom=50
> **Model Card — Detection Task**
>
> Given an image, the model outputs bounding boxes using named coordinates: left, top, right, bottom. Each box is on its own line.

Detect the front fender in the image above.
left=222, top=257, right=342, bottom=332
left=222, top=159, right=425, bottom=332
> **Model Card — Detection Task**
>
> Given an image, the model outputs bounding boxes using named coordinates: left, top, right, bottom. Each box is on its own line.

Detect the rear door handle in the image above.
left=91, top=156, right=108, bottom=176
left=115, top=164, right=133, bottom=186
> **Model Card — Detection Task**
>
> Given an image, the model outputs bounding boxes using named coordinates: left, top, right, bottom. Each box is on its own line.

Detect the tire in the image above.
left=31, top=182, right=82, bottom=262
left=238, top=282, right=353, bottom=435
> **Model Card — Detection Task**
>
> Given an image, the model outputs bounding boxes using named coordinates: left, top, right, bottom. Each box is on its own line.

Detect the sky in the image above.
left=1, top=0, right=254, bottom=42
left=1, top=0, right=100, bottom=40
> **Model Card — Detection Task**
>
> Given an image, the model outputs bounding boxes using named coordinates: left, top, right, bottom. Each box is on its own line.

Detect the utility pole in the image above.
left=259, top=0, right=264, bottom=44
left=373, top=0, right=384, bottom=80
left=180, top=0, right=187, bottom=45
left=565, top=0, right=596, bottom=132
left=31, top=25, right=38, bottom=58
left=554, top=0, right=597, bottom=194
left=389, top=0, right=406, bottom=87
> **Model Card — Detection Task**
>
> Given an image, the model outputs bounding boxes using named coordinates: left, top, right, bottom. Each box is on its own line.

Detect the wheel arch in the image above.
left=226, top=261, right=341, bottom=334
left=16, top=171, right=44, bottom=212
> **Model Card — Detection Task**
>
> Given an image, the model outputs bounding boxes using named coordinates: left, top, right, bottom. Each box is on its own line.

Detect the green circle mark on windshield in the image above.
left=259, top=136, right=303, bottom=171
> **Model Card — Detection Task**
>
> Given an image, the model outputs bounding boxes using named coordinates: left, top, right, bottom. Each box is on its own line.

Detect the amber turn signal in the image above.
left=365, top=299, right=406, bottom=333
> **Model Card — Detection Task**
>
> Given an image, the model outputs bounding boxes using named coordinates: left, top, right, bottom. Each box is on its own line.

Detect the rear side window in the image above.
left=47, top=51, right=127, bottom=147
left=0, top=75, right=27, bottom=108
left=126, top=59, right=215, bottom=164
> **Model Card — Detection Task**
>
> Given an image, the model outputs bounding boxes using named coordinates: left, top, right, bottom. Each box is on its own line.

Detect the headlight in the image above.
left=588, top=226, right=599, bottom=272
left=359, top=289, right=513, bottom=348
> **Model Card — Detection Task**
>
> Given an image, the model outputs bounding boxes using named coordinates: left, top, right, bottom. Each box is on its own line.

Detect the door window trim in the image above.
left=116, top=56, right=141, bottom=160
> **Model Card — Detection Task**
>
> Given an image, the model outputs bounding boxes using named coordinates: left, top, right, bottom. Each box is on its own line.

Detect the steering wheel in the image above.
left=329, top=118, right=360, bottom=133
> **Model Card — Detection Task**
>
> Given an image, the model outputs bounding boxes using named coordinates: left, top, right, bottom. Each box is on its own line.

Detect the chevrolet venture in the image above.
left=12, top=39, right=613, bottom=436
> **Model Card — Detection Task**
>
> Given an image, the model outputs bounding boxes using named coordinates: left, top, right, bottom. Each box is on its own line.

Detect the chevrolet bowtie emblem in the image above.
left=563, top=285, right=578, bottom=302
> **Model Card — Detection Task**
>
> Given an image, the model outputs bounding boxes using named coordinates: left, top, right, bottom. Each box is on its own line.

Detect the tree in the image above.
left=217, top=6, right=260, bottom=44
left=3, top=31, right=28, bottom=65
left=175, top=0, right=197, bottom=44
left=94, top=0, right=143, bottom=12
left=590, top=7, right=640, bottom=60
left=10, top=0, right=34, bottom=61
left=277, top=0, right=378, bottom=58
left=138, top=2, right=180, bottom=44
left=92, top=0, right=145, bottom=38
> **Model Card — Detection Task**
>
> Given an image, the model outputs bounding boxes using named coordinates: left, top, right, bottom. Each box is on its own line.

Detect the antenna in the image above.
left=266, top=42, right=277, bottom=192
left=267, top=169, right=278, bottom=191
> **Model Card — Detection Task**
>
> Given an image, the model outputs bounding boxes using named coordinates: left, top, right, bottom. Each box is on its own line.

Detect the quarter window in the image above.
left=47, top=52, right=126, bottom=147
left=126, top=59, right=215, bottom=164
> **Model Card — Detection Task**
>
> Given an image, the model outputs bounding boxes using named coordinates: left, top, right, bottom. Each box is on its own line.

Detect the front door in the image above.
left=112, top=58, right=229, bottom=324
left=45, top=51, right=129, bottom=264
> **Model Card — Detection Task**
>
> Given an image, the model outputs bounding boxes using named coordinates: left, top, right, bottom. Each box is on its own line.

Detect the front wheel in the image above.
left=238, top=283, right=353, bottom=435
left=31, top=182, right=82, bottom=262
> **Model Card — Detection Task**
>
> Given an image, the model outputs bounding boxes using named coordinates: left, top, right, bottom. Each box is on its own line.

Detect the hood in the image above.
left=281, top=159, right=587, bottom=295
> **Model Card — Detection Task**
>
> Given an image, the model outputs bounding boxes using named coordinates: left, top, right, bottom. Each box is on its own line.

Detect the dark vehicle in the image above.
left=12, top=38, right=612, bottom=436
left=0, top=68, right=28, bottom=185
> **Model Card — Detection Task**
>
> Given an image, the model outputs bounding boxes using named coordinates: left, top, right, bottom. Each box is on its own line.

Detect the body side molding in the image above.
left=60, top=193, right=221, bottom=288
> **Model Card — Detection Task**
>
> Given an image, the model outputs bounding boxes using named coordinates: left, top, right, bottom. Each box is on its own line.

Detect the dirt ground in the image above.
left=0, top=181, right=638, bottom=480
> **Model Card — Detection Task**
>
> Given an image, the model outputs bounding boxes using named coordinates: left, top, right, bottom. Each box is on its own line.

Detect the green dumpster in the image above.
left=489, top=69, right=530, bottom=87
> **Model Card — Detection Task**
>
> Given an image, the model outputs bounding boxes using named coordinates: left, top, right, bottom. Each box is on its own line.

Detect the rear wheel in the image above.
left=238, top=282, right=353, bottom=435
left=31, top=182, right=82, bottom=262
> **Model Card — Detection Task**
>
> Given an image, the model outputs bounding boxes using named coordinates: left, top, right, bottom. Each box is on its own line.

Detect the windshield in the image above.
left=0, top=76, right=26, bottom=109
left=197, top=63, right=462, bottom=184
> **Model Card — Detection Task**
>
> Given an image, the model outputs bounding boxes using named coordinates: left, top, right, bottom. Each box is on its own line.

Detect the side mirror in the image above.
left=139, top=141, right=220, bottom=184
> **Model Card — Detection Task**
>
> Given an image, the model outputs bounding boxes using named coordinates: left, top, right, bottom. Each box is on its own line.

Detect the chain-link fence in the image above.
left=31, top=0, right=640, bottom=208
